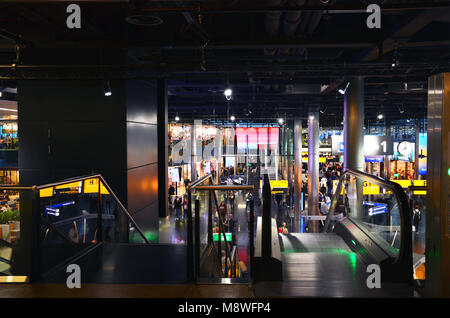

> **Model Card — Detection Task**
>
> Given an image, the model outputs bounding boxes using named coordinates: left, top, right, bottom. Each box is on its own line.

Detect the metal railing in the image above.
left=187, top=173, right=254, bottom=281
left=0, top=173, right=149, bottom=282
left=324, top=169, right=412, bottom=270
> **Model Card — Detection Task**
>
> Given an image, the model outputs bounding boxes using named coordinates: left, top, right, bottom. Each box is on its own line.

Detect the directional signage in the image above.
left=332, top=180, right=380, bottom=195
left=270, top=180, right=288, bottom=194
left=332, top=135, right=394, bottom=156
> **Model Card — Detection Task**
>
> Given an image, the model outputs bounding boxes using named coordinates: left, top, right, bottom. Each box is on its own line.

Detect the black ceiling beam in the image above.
left=140, top=2, right=450, bottom=13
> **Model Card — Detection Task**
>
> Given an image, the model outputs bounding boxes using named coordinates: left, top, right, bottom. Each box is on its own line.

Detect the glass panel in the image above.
left=329, top=174, right=401, bottom=258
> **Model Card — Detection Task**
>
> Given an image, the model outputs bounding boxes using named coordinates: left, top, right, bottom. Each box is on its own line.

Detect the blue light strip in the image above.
left=48, top=201, right=75, bottom=209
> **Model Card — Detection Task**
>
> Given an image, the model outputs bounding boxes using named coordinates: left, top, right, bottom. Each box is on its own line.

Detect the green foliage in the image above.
left=0, top=209, right=20, bottom=224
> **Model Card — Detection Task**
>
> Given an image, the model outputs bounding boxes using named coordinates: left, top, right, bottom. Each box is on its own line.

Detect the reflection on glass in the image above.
left=330, top=175, right=402, bottom=258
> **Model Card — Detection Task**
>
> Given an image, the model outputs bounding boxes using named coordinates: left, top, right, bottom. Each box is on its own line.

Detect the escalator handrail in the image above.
left=36, top=173, right=150, bottom=244
left=324, top=169, right=412, bottom=268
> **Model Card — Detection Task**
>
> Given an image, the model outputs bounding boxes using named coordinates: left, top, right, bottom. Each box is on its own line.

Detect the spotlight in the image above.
left=224, top=88, right=232, bottom=100
left=406, top=119, right=411, bottom=123
left=175, top=116, right=180, bottom=122
left=230, top=115, right=235, bottom=121
left=278, top=118, right=284, bottom=125
left=377, top=113, right=384, bottom=120
left=0, top=91, right=2, bottom=98
left=338, top=82, right=350, bottom=95
left=104, top=80, right=112, bottom=97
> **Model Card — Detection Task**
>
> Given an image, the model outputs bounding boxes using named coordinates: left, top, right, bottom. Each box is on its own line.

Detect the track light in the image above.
left=230, top=115, right=235, bottom=121
left=278, top=118, right=284, bottom=125
left=338, top=82, right=350, bottom=95
left=377, top=113, right=384, bottom=120
left=175, top=115, right=180, bottom=122
left=398, top=104, right=405, bottom=114
left=104, top=80, right=112, bottom=96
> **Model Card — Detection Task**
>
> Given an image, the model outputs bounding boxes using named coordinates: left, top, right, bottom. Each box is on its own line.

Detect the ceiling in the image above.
left=0, top=0, right=449, bottom=127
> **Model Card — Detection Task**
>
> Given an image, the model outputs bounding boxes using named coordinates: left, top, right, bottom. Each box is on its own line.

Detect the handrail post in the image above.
left=261, top=174, right=271, bottom=260
left=249, top=198, right=255, bottom=279
left=208, top=189, right=212, bottom=244
left=31, top=188, right=41, bottom=282
left=186, top=190, right=194, bottom=282
left=97, top=178, right=103, bottom=242
left=194, top=198, right=200, bottom=281
left=218, top=205, right=222, bottom=276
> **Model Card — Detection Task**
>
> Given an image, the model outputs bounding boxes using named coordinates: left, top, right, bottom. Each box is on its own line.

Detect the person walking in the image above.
left=173, top=196, right=182, bottom=221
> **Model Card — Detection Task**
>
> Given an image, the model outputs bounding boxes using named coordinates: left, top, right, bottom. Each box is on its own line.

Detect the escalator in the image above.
left=254, top=169, right=415, bottom=297
left=1, top=174, right=189, bottom=284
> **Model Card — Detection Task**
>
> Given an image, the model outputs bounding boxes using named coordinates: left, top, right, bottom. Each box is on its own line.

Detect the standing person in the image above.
left=168, top=184, right=176, bottom=207
left=182, top=195, right=189, bottom=222
left=173, top=196, right=182, bottom=221
left=184, top=177, right=191, bottom=191
left=279, top=222, right=288, bottom=234
left=224, top=213, right=237, bottom=244
left=228, top=190, right=235, bottom=214
left=413, top=204, right=422, bottom=233
left=218, top=201, right=227, bottom=223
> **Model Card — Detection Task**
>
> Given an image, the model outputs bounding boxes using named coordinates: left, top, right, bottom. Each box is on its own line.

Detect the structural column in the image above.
left=343, top=76, right=365, bottom=219
left=307, top=112, right=319, bottom=232
left=426, top=72, right=450, bottom=297
left=293, top=118, right=302, bottom=230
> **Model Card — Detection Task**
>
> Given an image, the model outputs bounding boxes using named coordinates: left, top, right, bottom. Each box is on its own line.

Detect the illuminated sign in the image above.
left=365, top=156, right=383, bottom=163
left=213, top=233, right=232, bottom=242
left=418, top=133, right=427, bottom=175
left=364, top=201, right=388, bottom=216
left=39, top=178, right=110, bottom=198
left=332, top=135, right=394, bottom=156
left=270, top=180, right=288, bottom=194
left=332, top=180, right=380, bottom=195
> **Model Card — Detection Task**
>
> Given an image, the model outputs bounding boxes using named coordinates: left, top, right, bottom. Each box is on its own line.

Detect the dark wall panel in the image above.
left=18, top=80, right=125, bottom=122
left=17, top=121, right=49, bottom=170
left=126, top=122, right=158, bottom=169
left=126, top=80, right=158, bottom=124
left=51, top=121, right=126, bottom=170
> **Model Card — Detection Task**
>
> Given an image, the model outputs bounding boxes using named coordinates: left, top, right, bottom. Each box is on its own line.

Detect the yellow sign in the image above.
left=55, top=181, right=82, bottom=190
left=391, top=180, right=412, bottom=188
left=39, top=187, right=53, bottom=198
left=413, top=180, right=426, bottom=195
left=39, top=179, right=109, bottom=198
left=302, top=157, right=326, bottom=163
left=332, top=180, right=380, bottom=195
left=390, top=180, right=427, bottom=195
left=362, top=181, right=380, bottom=195
left=270, top=180, right=288, bottom=189
left=84, top=178, right=110, bottom=195
left=270, top=180, right=288, bottom=194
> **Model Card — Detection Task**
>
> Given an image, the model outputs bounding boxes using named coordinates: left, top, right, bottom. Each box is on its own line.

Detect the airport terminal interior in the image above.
left=0, top=0, right=449, bottom=299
